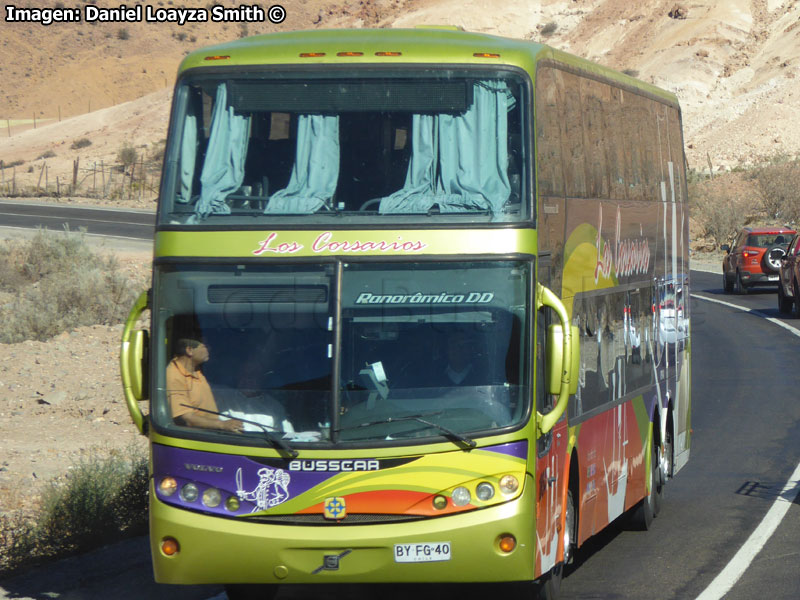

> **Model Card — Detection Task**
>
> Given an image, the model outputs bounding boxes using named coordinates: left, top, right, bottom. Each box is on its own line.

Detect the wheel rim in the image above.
left=659, top=437, right=671, bottom=486
left=563, top=493, right=574, bottom=565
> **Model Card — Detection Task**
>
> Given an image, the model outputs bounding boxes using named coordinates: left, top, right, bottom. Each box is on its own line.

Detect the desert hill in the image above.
left=2, top=0, right=800, bottom=193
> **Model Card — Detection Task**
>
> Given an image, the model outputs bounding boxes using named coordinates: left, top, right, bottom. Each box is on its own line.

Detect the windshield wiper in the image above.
left=336, top=412, right=476, bottom=449
left=180, top=404, right=298, bottom=458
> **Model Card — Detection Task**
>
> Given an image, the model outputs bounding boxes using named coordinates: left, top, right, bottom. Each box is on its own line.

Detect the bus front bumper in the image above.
left=150, top=479, right=536, bottom=585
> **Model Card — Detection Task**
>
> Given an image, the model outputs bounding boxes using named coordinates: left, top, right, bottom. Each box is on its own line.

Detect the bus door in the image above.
left=534, top=258, right=568, bottom=576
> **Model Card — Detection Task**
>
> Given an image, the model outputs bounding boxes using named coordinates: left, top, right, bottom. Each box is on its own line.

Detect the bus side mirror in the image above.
left=547, top=324, right=580, bottom=396
left=121, top=290, right=150, bottom=435
left=536, top=283, right=577, bottom=434
left=125, top=329, right=149, bottom=400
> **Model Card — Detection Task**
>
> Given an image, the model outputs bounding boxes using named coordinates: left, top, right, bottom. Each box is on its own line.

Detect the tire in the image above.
left=225, top=584, right=279, bottom=600
left=536, top=490, right=575, bottom=600
left=734, top=270, right=748, bottom=295
left=722, top=271, right=734, bottom=293
left=794, top=280, right=800, bottom=317
left=631, top=436, right=661, bottom=530
left=778, top=282, right=793, bottom=314
left=763, top=246, right=785, bottom=273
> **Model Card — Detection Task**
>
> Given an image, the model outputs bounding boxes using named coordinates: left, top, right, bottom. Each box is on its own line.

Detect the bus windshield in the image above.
left=159, top=69, right=527, bottom=226
left=151, top=261, right=530, bottom=446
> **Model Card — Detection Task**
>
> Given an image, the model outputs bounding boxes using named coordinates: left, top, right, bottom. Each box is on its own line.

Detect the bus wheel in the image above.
left=536, top=490, right=575, bottom=600
left=654, top=422, right=673, bottom=517
left=631, top=440, right=660, bottom=530
left=225, top=584, right=279, bottom=600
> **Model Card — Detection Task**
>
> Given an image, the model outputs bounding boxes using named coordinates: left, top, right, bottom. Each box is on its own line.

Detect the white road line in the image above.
left=692, top=293, right=800, bottom=600
left=691, top=293, right=800, bottom=338
left=694, top=462, right=800, bottom=600
left=0, top=210, right=151, bottom=227
left=0, top=224, right=149, bottom=243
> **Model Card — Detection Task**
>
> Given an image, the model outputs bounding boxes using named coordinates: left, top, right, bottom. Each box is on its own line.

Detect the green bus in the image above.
left=121, top=27, right=691, bottom=600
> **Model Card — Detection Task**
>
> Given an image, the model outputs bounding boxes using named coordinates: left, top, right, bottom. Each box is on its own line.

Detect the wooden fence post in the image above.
left=129, top=160, right=136, bottom=199
left=37, top=162, right=46, bottom=193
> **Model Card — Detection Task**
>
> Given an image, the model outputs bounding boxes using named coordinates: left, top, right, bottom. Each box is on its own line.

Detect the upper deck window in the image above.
left=159, top=69, right=528, bottom=226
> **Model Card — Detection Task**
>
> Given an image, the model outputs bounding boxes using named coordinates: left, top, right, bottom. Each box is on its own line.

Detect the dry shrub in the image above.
left=689, top=173, right=753, bottom=248
left=0, top=447, right=148, bottom=577
left=751, top=153, right=800, bottom=223
left=0, top=228, right=145, bottom=343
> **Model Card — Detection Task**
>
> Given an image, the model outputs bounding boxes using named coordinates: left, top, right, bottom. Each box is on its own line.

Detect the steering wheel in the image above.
left=359, top=198, right=382, bottom=212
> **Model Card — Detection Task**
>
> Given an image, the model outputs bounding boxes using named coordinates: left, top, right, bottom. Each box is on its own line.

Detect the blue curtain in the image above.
left=265, top=115, right=340, bottom=214
left=178, top=114, right=197, bottom=204
left=379, top=81, right=515, bottom=217
left=193, top=84, right=251, bottom=220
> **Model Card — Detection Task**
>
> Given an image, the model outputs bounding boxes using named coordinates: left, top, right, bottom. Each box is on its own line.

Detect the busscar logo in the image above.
left=288, top=459, right=380, bottom=472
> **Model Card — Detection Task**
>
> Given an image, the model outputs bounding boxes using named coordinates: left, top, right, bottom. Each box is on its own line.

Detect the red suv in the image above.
left=778, top=233, right=800, bottom=314
left=722, top=226, right=796, bottom=294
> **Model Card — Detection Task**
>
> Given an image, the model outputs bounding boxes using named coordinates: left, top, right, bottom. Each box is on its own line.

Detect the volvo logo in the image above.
left=312, top=549, right=352, bottom=574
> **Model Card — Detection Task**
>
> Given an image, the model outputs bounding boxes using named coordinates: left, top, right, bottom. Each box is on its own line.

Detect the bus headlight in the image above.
left=499, top=475, right=519, bottom=494
left=476, top=482, right=495, bottom=501
left=158, top=476, right=178, bottom=497
left=451, top=486, right=471, bottom=506
left=179, top=483, right=199, bottom=503
left=202, top=487, right=222, bottom=508
left=225, top=496, right=241, bottom=512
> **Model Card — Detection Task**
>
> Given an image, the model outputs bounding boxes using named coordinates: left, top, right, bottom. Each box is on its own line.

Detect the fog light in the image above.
left=158, top=476, right=177, bottom=497
left=225, top=496, right=241, bottom=512
left=498, top=534, right=516, bottom=553
left=202, top=487, right=222, bottom=508
left=451, top=486, right=471, bottom=507
left=476, top=482, right=495, bottom=501
left=499, top=475, right=519, bottom=494
left=432, top=495, right=448, bottom=510
left=161, top=537, right=180, bottom=556
left=179, top=483, right=199, bottom=502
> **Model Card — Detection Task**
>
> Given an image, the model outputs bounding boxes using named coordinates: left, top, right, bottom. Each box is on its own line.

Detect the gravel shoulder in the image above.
left=0, top=202, right=153, bottom=519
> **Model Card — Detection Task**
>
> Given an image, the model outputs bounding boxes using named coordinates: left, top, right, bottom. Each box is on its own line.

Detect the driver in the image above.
left=166, top=338, right=244, bottom=432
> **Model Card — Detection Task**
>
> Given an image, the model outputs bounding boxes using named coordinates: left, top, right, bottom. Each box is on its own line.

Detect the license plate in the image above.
left=394, top=542, right=451, bottom=563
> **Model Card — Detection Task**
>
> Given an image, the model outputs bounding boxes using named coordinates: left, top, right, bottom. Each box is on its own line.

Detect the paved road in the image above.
left=0, top=199, right=155, bottom=241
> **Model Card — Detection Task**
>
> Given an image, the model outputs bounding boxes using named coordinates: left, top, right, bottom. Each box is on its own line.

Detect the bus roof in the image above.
left=178, top=27, right=678, bottom=106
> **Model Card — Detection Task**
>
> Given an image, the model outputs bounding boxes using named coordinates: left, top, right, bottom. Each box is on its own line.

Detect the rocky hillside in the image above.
left=2, top=0, right=800, bottom=185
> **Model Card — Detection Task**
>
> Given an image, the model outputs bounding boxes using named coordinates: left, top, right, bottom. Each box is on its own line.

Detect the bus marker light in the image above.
left=158, top=476, right=177, bottom=497
left=203, top=55, right=230, bottom=61
left=498, top=534, right=516, bottom=553
left=452, top=486, right=471, bottom=507
left=202, top=487, right=222, bottom=508
left=432, top=495, right=448, bottom=510
left=161, top=537, right=180, bottom=556
left=300, top=52, right=326, bottom=57
left=225, top=496, right=241, bottom=512
left=337, top=51, right=364, bottom=57
left=476, top=482, right=495, bottom=501
left=499, top=475, right=519, bottom=494
left=473, top=52, right=501, bottom=59
left=375, top=52, right=402, bottom=56
left=179, top=483, right=199, bottom=503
